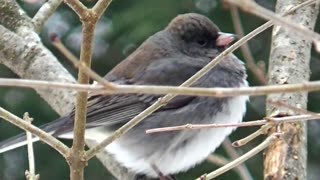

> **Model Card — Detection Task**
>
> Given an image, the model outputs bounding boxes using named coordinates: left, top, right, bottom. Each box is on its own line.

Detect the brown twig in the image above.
left=4, top=78, right=320, bottom=97
left=50, top=34, right=114, bottom=88
left=207, top=154, right=230, bottom=166
left=63, top=0, right=115, bottom=178
left=222, top=139, right=253, bottom=180
left=67, top=12, right=97, bottom=180
left=229, top=5, right=266, bottom=84
left=197, top=133, right=282, bottom=180
left=93, top=0, right=113, bottom=17
left=232, top=98, right=320, bottom=147
left=146, top=113, right=320, bottom=134
left=226, top=0, right=320, bottom=51
left=64, top=0, right=88, bottom=17
left=232, top=124, right=272, bottom=147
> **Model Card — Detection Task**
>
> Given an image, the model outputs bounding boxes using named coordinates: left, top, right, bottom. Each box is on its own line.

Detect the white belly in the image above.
left=104, top=94, right=248, bottom=177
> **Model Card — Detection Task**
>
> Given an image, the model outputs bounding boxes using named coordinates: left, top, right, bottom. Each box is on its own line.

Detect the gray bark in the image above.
left=264, top=0, right=319, bottom=179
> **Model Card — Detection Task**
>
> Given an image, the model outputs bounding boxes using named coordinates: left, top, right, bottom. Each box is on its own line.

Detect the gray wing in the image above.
left=53, top=55, right=204, bottom=135
left=52, top=93, right=195, bottom=136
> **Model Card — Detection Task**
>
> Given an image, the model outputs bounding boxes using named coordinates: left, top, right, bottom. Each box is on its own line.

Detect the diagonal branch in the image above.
left=0, top=107, right=69, bottom=156
left=32, top=0, right=63, bottom=33
left=226, top=0, right=320, bottom=51
left=197, top=133, right=282, bottom=180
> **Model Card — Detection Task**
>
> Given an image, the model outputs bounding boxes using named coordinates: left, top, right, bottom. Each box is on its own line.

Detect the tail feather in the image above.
left=0, top=116, right=70, bottom=154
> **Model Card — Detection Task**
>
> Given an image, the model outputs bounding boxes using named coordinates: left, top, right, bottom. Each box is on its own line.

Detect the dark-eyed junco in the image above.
left=0, top=13, right=248, bottom=178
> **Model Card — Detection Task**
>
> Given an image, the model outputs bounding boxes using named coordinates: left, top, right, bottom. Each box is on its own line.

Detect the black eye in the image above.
left=196, top=39, right=207, bottom=47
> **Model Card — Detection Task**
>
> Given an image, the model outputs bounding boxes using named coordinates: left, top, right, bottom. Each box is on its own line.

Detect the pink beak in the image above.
left=216, top=32, right=237, bottom=47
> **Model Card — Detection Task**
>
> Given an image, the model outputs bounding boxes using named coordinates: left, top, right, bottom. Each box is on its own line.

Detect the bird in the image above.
left=0, top=13, right=248, bottom=179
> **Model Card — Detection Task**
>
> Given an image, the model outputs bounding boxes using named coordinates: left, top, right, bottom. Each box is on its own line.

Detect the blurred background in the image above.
left=0, top=0, right=319, bottom=179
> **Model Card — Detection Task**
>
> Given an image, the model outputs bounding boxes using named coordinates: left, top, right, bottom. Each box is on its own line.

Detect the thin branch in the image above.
left=232, top=99, right=320, bottom=147
left=226, top=0, right=320, bottom=51
left=222, top=139, right=253, bottom=180
left=197, top=133, right=281, bottom=180
left=229, top=5, right=266, bottom=84
left=63, top=0, right=88, bottom=18
left=0, top=107, right=69, bottom=156
left=4, top=77, right=320, bottom=97
left=32, top=0, right=63, bottom=33
left=268, top=99, right=320, bottom=117
left=207, top=154, right=229, bottom=166
left=232, top=124, right=272, bottom=147
left=50, top=34, right=114, bottom=88
left=24, top=113, right=40, bottom=180
left=145, top=113, right=320, bottom=133
left=92, top=0, right=113, bottom=17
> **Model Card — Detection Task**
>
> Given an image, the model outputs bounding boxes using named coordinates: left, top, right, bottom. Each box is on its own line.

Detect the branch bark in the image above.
left=264, top=0, right=319, bottom=179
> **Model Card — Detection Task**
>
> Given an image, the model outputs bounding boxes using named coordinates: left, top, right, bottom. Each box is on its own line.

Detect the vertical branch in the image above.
left=68, top=12, right=98, bottom=180
left=229, top=5, right=266, bottom=84
left=24, top=113, right=40, bottom=180
left=264, top=0, right=319, bottom=179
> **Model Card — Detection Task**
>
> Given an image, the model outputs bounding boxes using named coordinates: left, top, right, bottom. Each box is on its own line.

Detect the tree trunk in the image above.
left=264, top=0, right=319, bottom=179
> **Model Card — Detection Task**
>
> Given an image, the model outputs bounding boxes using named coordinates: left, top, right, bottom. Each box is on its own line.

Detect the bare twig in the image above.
left=207, top=154, right=229, bottom=166
left=222, top=139, right=253, bottom=180
left=93, top=0, right=113, bottom=17
left=232, top=124, right=272, bottom=147
left=146, top=113, right=320, bottom=133
left=229, top=5, right=266, bottom=84
left=24, top=113, right=40, bottom=180
left=32, top=0, right=63, bottom=33
left=231, top=98, right=320, bottom=147
left=50, top=34, right=114, bottom=88
left=268, top=99, right=320, bottom=117
left=4, top=78, right=320, bottom=97
left=64, top=0, right=87, bottom=17
left=226, top=0, right=320, bottom=51
left=197, top=133, right=282, bottom=180
left=0, top=107, right=69, bottom=156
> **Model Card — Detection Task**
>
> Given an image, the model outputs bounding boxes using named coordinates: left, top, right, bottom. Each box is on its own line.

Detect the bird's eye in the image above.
left=197, top=39, right=207, bottom=47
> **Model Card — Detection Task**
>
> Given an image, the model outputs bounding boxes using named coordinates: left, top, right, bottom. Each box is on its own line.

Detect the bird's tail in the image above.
left=0, top=116, right=69, bottom=154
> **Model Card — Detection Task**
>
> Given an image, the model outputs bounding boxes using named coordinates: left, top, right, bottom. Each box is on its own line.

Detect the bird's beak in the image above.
left=216, top=32, right=237, bottom=47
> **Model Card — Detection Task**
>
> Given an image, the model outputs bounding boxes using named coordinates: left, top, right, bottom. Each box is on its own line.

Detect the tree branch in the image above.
left=32, top=0, right=63, bottom=33
left=229, top=5, right=266, bottom=84
left=197, top=133, right=282, bottom=180
left=226, top=0, right=320, bottom=51
left=4, top=78, right=320, bottom=99
left=0, top=107, right=69, bottom=156
left=67, top=11, right=98, bottom=180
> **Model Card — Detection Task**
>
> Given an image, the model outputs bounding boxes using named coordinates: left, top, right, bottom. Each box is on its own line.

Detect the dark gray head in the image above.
left=165, top=13, right=233, bottom=59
